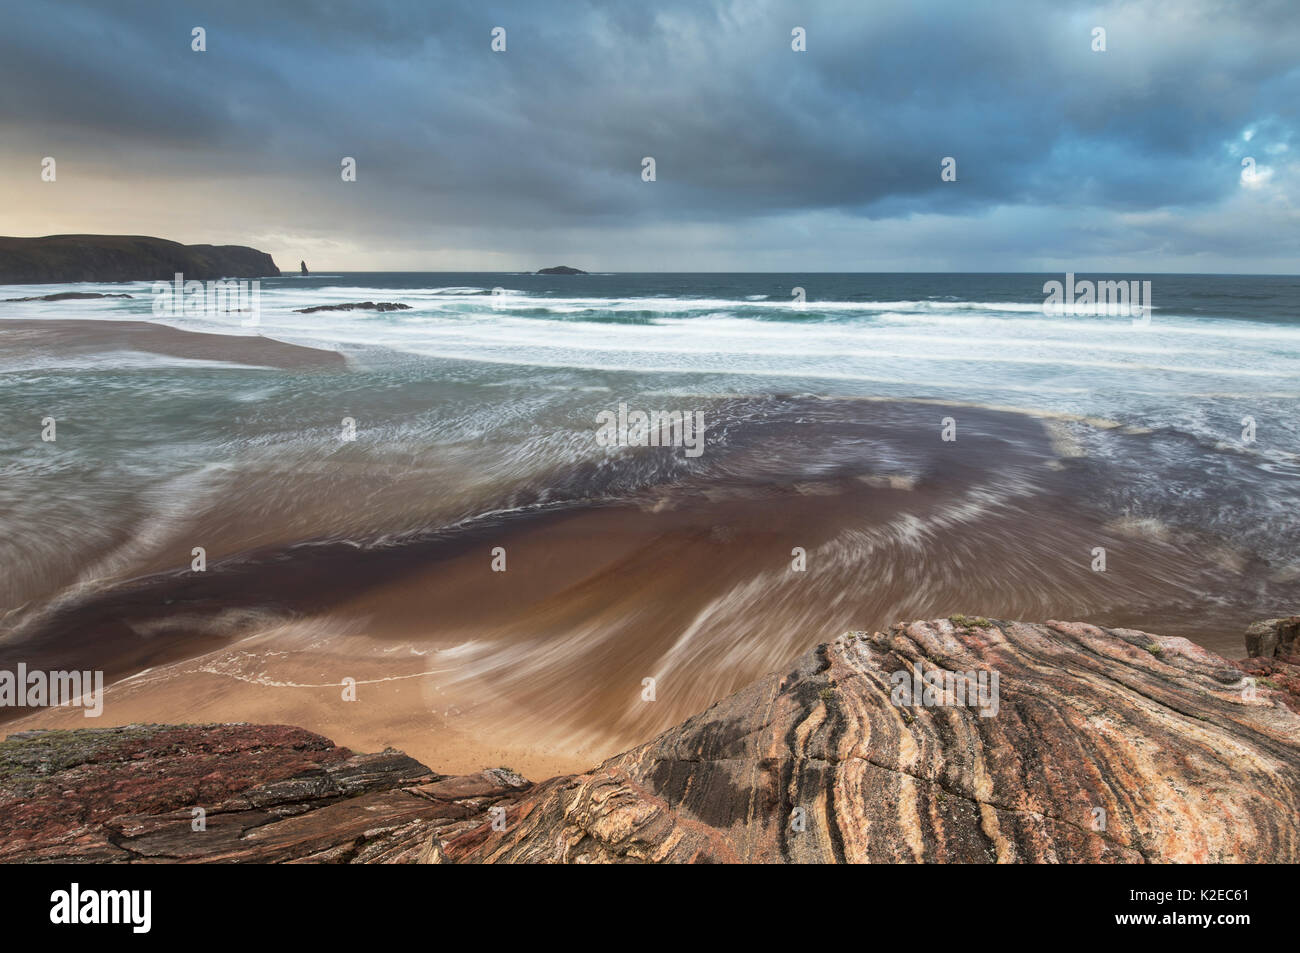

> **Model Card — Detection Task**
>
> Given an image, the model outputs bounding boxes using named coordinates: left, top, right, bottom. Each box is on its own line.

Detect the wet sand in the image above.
left=0, top=318, right=345, bottom=369
left=3, top=399, right=1286, bottom=778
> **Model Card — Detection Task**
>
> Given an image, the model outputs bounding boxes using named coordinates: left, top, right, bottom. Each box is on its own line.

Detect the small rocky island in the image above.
left=536, top=265, right=587, bottom=275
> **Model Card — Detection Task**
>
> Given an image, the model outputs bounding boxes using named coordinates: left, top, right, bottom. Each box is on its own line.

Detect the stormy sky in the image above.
left=1, top=0, right=1297, bottom=272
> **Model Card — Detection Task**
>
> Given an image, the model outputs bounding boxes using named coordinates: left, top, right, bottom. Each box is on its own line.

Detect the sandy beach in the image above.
left=0, top=318, right=345, bottom=369
left=3, top=314, right=1289, bottom=777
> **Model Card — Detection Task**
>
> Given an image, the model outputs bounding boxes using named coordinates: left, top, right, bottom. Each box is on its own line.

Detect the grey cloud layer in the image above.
left=2, top=0, right=1297, bottom=269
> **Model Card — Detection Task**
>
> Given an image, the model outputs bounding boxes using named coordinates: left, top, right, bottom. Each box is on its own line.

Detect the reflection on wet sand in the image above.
left=4, top=397, right=1288, bottom=777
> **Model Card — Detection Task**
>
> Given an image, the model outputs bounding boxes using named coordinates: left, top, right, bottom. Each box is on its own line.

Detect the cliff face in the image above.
left=0, top=235, right=280, bottom=284
left=3, top=618, right=1298, bottom=864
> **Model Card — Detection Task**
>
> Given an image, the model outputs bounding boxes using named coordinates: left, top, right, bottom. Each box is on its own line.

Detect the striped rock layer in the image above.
left=430, top=619, right=1300, bottom=863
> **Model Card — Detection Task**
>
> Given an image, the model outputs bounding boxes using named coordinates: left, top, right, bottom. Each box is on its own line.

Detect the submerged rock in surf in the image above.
left=3, top=292, right=133, bottom=302
left=293, top=301, right=411, bottom=313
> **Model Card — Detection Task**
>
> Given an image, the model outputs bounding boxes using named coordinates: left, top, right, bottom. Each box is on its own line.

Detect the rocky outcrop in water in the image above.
left=0, top=235, right=280, bottom=284
left=3, top=617, right=1297, bottom=863
left=536, top=265, right=587, bottom=275
left=293, top=301, right=411, bottom=313
left=3, top=292, right=133, bottom=302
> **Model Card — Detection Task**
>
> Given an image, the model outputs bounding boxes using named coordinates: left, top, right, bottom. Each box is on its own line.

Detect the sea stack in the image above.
left=301, top=260, right=309, bottom=275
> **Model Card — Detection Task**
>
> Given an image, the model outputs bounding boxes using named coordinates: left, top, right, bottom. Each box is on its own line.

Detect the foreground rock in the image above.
left=1235, top=616, right=1300, bottom=713
left=3, top=618, right=1297, bottom=863
left=1244, top=616, right=1300, bottom=660
left=0, top=724, right=528, bottom=863
left=293, top=301, right=411, bottom=313
left=0, top=235, right=279, bottom=284
left=434, top=618, right=1300, bottom=863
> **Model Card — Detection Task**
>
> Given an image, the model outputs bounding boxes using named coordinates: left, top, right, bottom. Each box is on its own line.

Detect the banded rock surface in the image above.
left=430, top=619, right=1300, bottom=863
left=3, top=619, right=1297, bottom=863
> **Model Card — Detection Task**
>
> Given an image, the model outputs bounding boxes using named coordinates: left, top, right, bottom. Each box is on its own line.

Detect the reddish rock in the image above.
left=0, top=723, right=529, bottom=863
left=432, top=619, right=1300, bottom=864
left=1235, top=616, right=1300, bottom=712
left=5, top=616, right=1299, bottom=864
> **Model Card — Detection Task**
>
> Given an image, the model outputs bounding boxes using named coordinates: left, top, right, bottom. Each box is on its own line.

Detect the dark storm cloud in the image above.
left=1, top=0, right=1297, bottom=269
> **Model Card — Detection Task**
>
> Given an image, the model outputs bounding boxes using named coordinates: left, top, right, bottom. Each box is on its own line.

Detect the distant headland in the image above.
left=536, top=265, right=587, bottom=275
left=0, top=234, right=280, bottom=284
